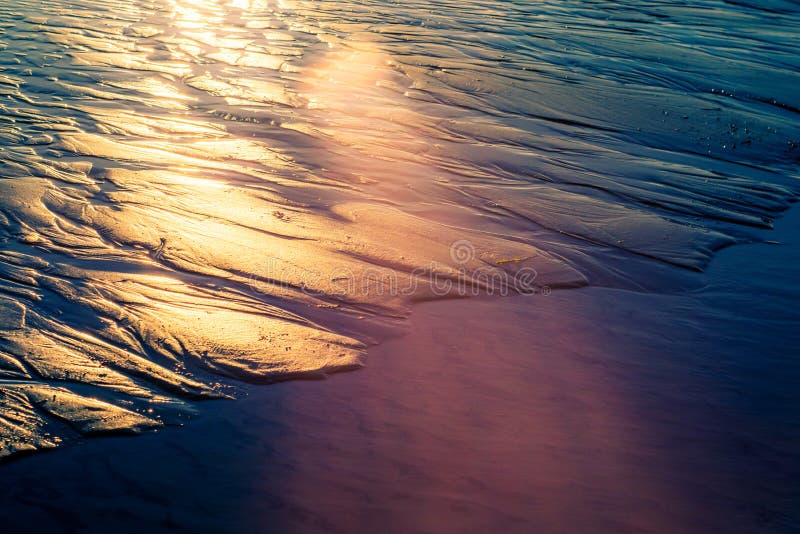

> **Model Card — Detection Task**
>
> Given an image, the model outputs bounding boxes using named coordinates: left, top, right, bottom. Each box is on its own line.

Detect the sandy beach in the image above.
left=0, top=0, right=798, bottom=531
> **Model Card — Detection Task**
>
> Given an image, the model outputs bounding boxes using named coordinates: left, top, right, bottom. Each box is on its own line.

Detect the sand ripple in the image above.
left=0, top=0, right=797, bottom=458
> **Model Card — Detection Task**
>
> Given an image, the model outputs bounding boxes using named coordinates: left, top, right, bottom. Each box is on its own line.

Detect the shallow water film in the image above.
left=0, top=0, right=799, bottom=530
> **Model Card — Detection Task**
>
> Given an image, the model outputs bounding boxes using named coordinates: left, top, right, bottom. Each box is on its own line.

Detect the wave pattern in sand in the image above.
left=0, top=0, right=798, bottom=458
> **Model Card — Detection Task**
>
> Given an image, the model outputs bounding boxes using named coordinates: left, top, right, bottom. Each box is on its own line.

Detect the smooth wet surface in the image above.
left=0, top=0, right=799, bottom=530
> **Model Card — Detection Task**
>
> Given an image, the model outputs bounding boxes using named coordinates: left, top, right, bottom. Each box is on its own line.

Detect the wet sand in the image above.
left=1, top=207, right=798, bottom=533
left=1, top=0, right=798, bottom=456
left=1, top=0, right=799, bottom=531
left=1, top=0, right=799, bottom=449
